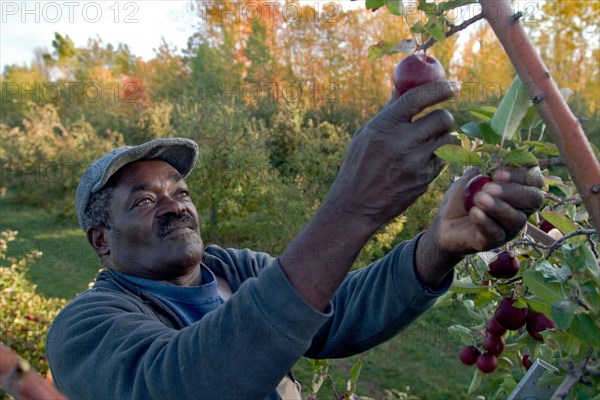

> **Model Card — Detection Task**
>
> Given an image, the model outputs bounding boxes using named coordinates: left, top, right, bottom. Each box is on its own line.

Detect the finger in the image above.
left=470, top=207, right=507, bottom=250
left=384, top=80, right=459, bottom=123
left=482, top=181, right=544, bottom=216
left=491, top=166, right=544, bottom=188
left=384, top=87, right=400, bottom=108
left=474, top=190, right=528, bottom=238
left=428, top=131, right=455, bottom=155
left=409, top=109, right=455, bottom=144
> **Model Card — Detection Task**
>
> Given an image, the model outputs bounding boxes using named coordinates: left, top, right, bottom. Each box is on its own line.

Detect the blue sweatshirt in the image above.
left=46, top=236, right=451, bottom=399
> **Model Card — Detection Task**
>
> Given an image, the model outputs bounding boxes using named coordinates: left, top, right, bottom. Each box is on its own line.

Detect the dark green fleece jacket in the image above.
left=46, top=236, right=450, bottom=399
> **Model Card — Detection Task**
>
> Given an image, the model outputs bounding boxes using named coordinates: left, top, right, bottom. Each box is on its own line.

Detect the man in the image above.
left=46, top=81, right=544, bottom=399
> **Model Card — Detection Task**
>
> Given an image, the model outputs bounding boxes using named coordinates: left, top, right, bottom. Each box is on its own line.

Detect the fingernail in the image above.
left=492, top=169, right=510, bottom=181
left=484, top=183, right=502, bottom=196
left=477, top=192, right=494, bottom=208
left=472, top=207, right=486, bottom=222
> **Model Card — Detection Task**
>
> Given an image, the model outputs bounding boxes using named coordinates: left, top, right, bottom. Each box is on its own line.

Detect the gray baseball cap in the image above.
left=75, top=137, right=199, bottom=231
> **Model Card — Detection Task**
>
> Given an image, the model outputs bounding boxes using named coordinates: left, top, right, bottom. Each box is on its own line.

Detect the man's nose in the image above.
left=157, top=195, right=186, bottom=216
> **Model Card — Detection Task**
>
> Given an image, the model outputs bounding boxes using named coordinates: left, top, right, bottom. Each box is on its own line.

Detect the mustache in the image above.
left=157, top=214, right=199, bottom=239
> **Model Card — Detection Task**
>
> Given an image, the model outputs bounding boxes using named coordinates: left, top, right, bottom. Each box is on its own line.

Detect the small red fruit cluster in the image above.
left=459, top=298, right=556, bottom=373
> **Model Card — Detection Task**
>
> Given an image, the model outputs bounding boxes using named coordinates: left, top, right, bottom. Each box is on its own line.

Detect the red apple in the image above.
left=459, top=345, right=480, bottom=366
left=488, top=251, right=520, bottom=279
left=486, top=317, right=507, bottom=337
left=483, top=334, right=506, bottom=356
left=476, top=353, right=498, bottom=373
left=539, top=219, right=556, bottom=233
left=495, top=297, right=529, bottom=331
left=393, top=53, right=446, bottom=96
left=526, top=311, right=556, bottom=341
left=463, top=175, right=493, bottom=212
left=522, top=354, right=533, bottom=369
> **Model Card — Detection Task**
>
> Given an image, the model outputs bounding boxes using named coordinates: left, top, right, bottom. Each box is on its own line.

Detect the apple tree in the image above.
left=361, top=0, right=599, bottom=399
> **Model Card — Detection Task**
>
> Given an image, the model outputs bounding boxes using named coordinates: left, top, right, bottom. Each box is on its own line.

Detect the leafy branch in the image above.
left=416, top=12, right=485, bottom=52
left=550, top=348, right=596, bottom=400
left=544, top=229, right=597, bottom=259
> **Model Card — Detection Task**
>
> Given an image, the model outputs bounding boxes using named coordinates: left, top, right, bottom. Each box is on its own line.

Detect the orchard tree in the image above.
left=340, top=0, right=600, bottom=399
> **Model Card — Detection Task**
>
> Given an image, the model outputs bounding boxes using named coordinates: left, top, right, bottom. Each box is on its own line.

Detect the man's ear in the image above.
left=87, top=227, right=110, bottom=257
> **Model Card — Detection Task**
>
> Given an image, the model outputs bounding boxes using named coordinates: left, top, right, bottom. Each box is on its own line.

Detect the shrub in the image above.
left=0, top=230, right=66, bottom=380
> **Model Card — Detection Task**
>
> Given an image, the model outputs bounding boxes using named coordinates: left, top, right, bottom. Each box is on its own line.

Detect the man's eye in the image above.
left=135, top=198, right=152, bottom=207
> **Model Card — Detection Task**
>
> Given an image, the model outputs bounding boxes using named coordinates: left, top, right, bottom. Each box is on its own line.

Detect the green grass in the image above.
left=0, top=199, right=100, bottom=299
left=292, top=303, right=478, bottom=399
left=1, top=199, right=478, bottom=398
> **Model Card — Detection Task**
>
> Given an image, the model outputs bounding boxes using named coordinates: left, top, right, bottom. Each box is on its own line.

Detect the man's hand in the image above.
left=323, top=80, right=458, bottom=230
left=416, top=167, right=545, bottom=289
left=281, top=80, right=458, bottom=310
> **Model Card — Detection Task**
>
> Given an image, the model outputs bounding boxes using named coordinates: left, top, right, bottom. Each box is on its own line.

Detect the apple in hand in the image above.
left=463, top=175, right=493, bottom=212
left=393, top=53, right=446, bottom=96
left=488, top=251, right=520, bottom=279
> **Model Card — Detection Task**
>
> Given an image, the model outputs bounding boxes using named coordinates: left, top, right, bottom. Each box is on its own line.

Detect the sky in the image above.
left=0, top=0, right=363, bottom=72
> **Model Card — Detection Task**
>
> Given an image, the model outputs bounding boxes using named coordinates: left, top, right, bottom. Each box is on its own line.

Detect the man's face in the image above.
left=100, top=159, right=203, bottom=281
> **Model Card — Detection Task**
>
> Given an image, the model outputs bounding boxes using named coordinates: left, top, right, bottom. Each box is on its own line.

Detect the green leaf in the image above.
left=469, top=106, right=496, bottom=122
left=526, top=295, right=552, bottom=315
left=562, top=243, right=600, bottom=275
left=550, top=300, right=576, bottom=331
left=570, top=314, right=600, bottom=347
left=532, top=258, right=572, bottom=283
left=437, top=0, right=479, bottom=12
left=348, top=359, right=362, bottom=393
left=521, top=106, right=543, bottom=135
left=522, top=270, right=564, bottom=305
left=423, top=17, right=446, bottom=43
left=521, top=140, right=559, bottom=156
left=468, top=369, right=483, bottom=394
left=367, top=40, right=415, bottom=62
left=410, top=21, right=426, bottom=34
left=366, top=0, right=386, bottom=10
left=417, top=0, right=438, bottom=15
left=385, top=0, right=402, bottom=15
left=580, top=281, right=600, bottom=314
left=503, top=148, right=539, bottom=167
left=491, top=76, right=533, bottom=140
left=540, top=210, right=579, bottom=235
left=474, top=290, right=500, bottom=307
left=460, top=122, right=482, bottom=139
left=451, top=277, right=490, bottom=294
left=434, top=144, right=483, bottom=166
left=480, top=122, right=501, bottom=145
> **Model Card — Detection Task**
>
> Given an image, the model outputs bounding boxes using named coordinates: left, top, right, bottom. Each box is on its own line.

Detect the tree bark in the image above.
left=479, top=0, right=600, bottom=232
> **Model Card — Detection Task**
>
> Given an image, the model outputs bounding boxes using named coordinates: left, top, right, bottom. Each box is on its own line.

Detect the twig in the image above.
left=550, top=348, right=595, bottom=400
left=544, top=192, right=582, bottom=206
left=539, top=157, right=565, bottom=168
left=544, top=228, right=597, bottom=259
left=587, top=236, right=599, bottom=258
left=417, top=12, right=485, bottom=52
left=525, top=222, right=556, bottom=246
